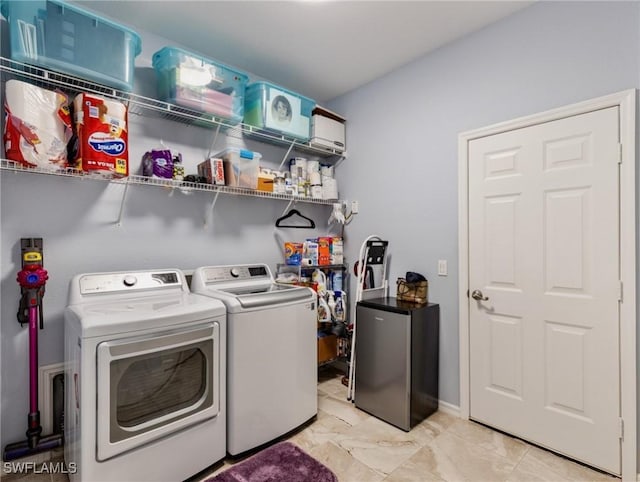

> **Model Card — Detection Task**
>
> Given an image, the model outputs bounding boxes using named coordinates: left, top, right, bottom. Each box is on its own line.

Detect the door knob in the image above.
left=471, top=289, right=489, bottom=301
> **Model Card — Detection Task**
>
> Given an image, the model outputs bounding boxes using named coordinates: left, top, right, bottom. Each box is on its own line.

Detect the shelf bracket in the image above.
left=204, top=191, right=221, bottom=228
left=116, top=179, right=131, bottom=226
left=206, top=124, right=222, bottom=159
left=278, top=140, right=297, bottom=171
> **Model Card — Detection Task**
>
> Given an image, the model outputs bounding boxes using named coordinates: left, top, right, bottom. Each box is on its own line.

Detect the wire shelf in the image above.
left=0, top=160, right=337, bottom=205
left=0, top=57, right=346, bottom=162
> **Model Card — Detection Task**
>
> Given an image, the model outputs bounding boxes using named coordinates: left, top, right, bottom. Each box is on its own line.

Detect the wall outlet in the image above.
left=438, top=259, right=448, bottom=276
left=351, top=200, right=359, bottom=214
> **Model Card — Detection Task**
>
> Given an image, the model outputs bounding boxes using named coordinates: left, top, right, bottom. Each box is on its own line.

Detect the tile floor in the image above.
left=1, top=368, right=619, bottom=482
left=202, top=368, right=618, bottom=482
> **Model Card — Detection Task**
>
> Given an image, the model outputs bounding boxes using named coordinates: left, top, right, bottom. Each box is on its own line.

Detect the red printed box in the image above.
left=197, top=158, right=225, bottom=185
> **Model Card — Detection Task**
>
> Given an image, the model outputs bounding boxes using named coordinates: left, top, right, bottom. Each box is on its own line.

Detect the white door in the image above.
left=468, top=107, right=620, bottom=474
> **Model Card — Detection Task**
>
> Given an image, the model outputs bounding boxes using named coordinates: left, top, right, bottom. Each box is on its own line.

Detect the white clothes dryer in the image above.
left=64, top=269, right=226, bottom=482
left=191, top=264, right=317, bottom=456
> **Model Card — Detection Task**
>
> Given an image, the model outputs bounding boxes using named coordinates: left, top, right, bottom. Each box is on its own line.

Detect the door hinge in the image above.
left=619, top=417, right=624, bottom=440
left=618, top=280, right=623, bottom=302
left=618, top=143, right=623, bottom=164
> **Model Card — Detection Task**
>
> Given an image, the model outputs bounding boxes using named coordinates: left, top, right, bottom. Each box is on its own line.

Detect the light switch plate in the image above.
left=438, top=259, right=447, bottom=276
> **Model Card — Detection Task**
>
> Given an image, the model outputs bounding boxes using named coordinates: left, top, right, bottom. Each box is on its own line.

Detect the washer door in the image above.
left=96, top=323, right=220, bottom=461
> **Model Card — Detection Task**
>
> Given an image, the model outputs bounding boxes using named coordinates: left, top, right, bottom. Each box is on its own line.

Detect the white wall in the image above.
left=328, top=0, right=639, bottom=415
left=0, top=23, right=334, bottom=446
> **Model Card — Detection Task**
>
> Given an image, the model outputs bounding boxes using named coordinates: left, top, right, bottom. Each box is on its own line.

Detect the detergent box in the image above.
left=72, top=93, right=128, bottom=177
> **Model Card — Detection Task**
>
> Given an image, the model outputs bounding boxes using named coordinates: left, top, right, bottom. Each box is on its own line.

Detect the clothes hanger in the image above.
left=275, top=209, right=316, bottom=228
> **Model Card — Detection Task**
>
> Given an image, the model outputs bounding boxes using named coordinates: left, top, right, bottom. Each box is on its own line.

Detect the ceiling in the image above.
left=75, top=1, right=534, bottom=103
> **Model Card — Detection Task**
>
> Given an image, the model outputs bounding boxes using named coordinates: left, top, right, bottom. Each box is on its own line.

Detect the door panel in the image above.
left=468, top=107, right=620, bottom=474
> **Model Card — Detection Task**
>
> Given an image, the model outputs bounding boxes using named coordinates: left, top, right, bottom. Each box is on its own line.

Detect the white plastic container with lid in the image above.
left=213, top=147, right=262, bottom=189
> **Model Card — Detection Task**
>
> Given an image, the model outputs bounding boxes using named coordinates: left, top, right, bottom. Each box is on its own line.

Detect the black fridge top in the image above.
left=356, top=297, right=438, bottom=315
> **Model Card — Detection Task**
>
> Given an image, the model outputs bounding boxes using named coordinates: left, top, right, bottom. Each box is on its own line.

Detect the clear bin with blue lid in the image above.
left=244, top=81, right=315, bottom=141
left=213, top=147, right=262, bottom=190
left=152, top=47, right=249, bottom=125
left=0, top=0, right=142, bottom=92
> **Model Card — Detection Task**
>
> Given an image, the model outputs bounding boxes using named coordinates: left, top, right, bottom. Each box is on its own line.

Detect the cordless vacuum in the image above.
left=3, top=238, right=63, bottom=461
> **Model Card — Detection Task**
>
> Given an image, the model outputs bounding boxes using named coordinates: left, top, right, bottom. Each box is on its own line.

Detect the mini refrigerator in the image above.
left=354, top=297, right=439, bottom=431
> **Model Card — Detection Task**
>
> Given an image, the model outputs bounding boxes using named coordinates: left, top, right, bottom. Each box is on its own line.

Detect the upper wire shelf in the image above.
left=0, top=57, right=346, bottom=162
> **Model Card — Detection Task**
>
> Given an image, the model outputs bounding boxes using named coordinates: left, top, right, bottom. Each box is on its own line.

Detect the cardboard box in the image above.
left=318, top=333, right=337, bottom=364
left=197, top=158, right=225, bottom=185
left=257, top=173, right=274, bottom=192
left=317, top=237, right=331, bottom=265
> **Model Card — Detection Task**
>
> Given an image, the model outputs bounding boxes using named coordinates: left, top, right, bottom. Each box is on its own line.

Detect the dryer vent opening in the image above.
left=39, top=363, right=65, bottom=436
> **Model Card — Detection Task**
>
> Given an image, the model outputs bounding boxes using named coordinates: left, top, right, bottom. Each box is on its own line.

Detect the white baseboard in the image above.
left=438, top=399, right=461, bottom=418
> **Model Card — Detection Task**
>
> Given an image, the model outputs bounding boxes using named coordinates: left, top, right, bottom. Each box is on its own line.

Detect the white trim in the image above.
left=38, top=362, right=65, bottom=436
left=437, top=400, right=461, bottom=418
left=458, top=89, right=636, bottom=481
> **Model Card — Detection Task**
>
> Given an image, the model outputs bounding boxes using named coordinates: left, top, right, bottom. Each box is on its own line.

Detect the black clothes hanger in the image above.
left=275, top=209, right=316, bottom=228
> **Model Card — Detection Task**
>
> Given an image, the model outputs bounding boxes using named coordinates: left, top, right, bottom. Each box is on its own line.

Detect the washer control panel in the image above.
left=203, top=265, right=270, bottom=283
left=79, top=270, right=181, bottom=295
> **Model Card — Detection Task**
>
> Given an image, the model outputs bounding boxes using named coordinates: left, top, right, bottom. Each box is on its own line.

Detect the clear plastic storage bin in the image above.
left=152, top=47, right=249, bottom=125
left=1, top=0, right=141, bottom=92
left=214, top=147, right=262, bottom=190
left=244, top=82, right=315, bottom=141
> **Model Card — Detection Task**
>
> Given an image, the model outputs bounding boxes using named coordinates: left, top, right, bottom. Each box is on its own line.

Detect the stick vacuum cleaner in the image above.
left=3, top=238, right=63, bottom=461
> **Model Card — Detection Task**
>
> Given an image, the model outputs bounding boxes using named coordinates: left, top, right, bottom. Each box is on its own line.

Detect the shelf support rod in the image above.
left=116, top=180, right=131, bottom=226
left=204, top=191, right=221, bottom=228
left=281, top=199, right=295, bottom=217
left=278, top=140, right=297, bottom=171
left=207, top=124, right=222, bottom=159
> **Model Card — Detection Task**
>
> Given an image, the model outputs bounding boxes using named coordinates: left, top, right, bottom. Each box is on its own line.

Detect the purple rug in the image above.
left=207, top=442, right=338, bottom=482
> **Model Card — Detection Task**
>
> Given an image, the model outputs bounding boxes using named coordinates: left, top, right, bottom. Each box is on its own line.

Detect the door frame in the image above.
left=458, top=90, right=636, bottom=480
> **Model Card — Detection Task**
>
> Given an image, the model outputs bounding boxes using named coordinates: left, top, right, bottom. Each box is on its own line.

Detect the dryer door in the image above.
left=96, top=322, right=220, bottom=461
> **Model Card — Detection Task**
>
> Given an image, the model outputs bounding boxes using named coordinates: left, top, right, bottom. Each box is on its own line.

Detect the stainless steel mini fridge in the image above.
left=354, top=297, right=439, bottom=431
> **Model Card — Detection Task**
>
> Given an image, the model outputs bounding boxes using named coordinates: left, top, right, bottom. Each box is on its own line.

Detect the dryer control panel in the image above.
left=79, top=270, right=182, bottom=295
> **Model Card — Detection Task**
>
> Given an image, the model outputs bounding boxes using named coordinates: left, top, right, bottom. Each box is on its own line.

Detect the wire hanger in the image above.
left=275, top=209, right=316, bottom=228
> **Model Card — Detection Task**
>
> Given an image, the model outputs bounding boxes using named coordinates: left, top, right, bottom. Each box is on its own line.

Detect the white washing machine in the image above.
left=191, top=264, right=317, bottom=456
left=64, top=269, right=226, bottom=482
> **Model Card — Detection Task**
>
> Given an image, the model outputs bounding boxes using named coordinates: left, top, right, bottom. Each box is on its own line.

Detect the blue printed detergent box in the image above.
left=73, top=93, right=128, bottom=177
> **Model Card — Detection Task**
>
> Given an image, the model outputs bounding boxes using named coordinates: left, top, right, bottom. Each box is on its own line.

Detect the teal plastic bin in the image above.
left=244, top=81, right=315, bottom=141
left=153, top=47, right=249, bottom=125
left=1, top=0, right=141, bottom=91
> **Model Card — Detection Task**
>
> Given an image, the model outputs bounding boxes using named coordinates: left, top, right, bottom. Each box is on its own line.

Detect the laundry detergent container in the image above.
left=152, top=47, right=249, bottom=125
left=244, top=82, right=315, bottom=141
left=1, top=0, right=141, bottom=91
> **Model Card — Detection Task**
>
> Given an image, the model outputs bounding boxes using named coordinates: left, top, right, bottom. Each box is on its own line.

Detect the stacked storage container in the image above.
left=244, top=82, right=315, bottom=141
left=152, top=47, right=249, bottom=125
left=1, top=0, right=142, bottom=92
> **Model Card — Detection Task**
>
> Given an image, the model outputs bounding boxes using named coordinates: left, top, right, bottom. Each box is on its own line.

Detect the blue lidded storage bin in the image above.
left=0, top=0, right=141, bottom=92
left=152, top=47, right=249, bottom=125
left=244, top=81, right=315, bottom=141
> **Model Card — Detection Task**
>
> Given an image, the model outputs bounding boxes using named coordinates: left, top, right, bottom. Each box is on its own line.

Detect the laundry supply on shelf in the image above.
left=72, top=93, right=129, bottom=177
left=3, top=80, right=72, bottom=169
left=142, top=148, right=173, bottom=179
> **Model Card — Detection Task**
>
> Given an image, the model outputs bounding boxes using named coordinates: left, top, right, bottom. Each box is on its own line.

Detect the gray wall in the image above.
left=328, top=0, right=639, bottom=417
left=0, top=25, right=333, bottom=446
